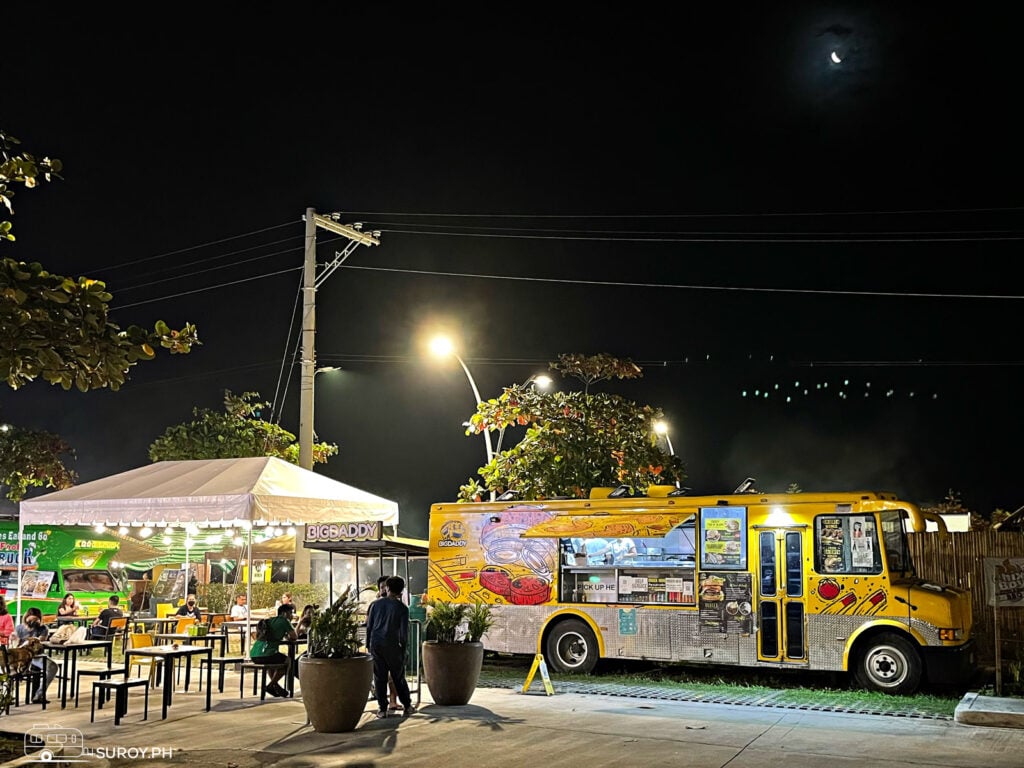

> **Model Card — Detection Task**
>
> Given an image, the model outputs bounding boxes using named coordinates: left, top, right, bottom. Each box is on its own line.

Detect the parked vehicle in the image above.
left=426, top=487, right=975, bottom=694
left=0, top=524, right=129, bottom=617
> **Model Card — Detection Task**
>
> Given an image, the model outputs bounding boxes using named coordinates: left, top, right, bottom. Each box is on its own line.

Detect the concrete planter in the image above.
left=298, top=654, right=374, bottom=732
left=422, top=641, right=484, bottom=706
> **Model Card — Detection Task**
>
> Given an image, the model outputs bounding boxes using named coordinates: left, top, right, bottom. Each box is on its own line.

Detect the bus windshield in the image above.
left=879, top=510, right=915, bottom=577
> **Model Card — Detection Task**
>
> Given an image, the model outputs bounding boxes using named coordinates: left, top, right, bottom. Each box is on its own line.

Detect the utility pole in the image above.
left=294, top=208, right=380, bottom=582
left=298, top=209, right=381, bottom=470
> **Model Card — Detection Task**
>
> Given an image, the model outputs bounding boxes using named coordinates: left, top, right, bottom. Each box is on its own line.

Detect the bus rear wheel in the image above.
left=854, top=632, right=922, bottom=695
left=546, top=619, right=598, bottom=673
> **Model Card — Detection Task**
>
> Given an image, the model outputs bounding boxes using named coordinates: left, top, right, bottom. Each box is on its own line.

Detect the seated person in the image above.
left=296, top=604, right=314, bottom=637
left=58, top=593, right=82, bottom=617
left=175, top=595, right=203, bottom=623
left=89, top=595, right=123, bottom=639
left=229, top=594, right=249, bottom=619
left=14, top=608, right=59, bottom=703
left=249, top=603, right=297, bottom=698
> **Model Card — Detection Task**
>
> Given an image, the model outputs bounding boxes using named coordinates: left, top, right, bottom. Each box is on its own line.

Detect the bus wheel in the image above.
left=854, top=632, right=922, bottom=695
left=546, top=619, right=598, bottom=673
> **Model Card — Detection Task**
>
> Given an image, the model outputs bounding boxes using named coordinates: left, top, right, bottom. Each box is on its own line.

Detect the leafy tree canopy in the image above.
left=1, top=129, right=200, bottom=391
left=0, top=423, right=76, bottom=502
left=149, top=390, right=339, bottom=465
left=456, top=353, right=685, bottom=502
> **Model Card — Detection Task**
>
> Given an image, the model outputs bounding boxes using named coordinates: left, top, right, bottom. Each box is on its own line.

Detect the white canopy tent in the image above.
left=17, top=456, right=400, bottom=624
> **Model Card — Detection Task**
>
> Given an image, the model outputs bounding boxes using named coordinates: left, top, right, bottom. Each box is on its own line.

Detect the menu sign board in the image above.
left=699, top=506, right=747, bottom=570
left=698, top=571, right=753, bottom=634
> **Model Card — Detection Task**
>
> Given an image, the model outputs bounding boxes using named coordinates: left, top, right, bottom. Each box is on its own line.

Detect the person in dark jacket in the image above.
left=365, top=576, right=414, bottom=718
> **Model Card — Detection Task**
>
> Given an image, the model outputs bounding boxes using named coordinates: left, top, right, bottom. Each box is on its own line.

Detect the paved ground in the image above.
left=1, top=666, right=1022, bottom=767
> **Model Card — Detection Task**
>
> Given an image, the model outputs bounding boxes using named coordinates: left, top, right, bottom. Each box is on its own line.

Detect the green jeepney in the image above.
left=0, top=525, right=130, bottom=617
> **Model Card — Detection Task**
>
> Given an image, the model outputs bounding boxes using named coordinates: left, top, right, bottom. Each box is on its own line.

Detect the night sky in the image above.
left=3, top=6, right=1022, bottom=538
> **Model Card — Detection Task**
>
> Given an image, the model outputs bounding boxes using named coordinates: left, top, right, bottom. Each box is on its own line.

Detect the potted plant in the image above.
left=297, top=585, right=374, bottom=732
left=422, top=598, right=494, bottom=706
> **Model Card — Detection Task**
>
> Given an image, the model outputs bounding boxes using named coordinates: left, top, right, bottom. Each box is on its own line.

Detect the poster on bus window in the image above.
left=699, top=506, right=746, bottom=570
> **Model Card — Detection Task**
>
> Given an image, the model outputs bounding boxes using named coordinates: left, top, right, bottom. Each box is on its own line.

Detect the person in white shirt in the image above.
left=230, top=594, right=249, bottom=619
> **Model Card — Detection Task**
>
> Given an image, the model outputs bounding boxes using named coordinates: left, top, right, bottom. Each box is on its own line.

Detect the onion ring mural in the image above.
left=430, top=507, right=558, bottom=604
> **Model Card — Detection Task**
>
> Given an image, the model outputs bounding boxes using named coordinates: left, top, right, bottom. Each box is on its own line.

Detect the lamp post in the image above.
left=654, top=420, right=679, bottom=489
left=429, top=336, right=494, bottom=465
left=653, top=420, right=675, bottom=455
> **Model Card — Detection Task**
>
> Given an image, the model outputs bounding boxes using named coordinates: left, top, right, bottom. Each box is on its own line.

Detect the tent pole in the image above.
left=328, top=550, right=333, bottom=605
left=16, top=511, right=24, bottom=621
left=246, top=523, right=253, bottom=656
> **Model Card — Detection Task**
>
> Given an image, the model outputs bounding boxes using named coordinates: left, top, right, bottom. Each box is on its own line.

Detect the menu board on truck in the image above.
left=699, top=571, right=753, bottom=634
left=699, top=506, right=747, bottom=570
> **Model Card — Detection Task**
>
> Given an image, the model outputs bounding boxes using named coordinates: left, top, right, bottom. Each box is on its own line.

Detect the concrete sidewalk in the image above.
left=2, top=673, right=1023, bottom=767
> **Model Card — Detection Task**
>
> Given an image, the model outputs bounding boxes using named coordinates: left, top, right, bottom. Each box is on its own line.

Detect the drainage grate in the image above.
left=477, top=672, right=953, bottom=721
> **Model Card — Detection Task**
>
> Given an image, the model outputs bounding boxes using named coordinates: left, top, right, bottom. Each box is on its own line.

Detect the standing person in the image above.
left=249, top=603, right=296, bottom=697
left=375, top=576, right=401, bottom=712
left=14, top=608, right=59, bottom=703
left=229, top=594, right=249, bottom=619
left=57, top=593, right=82, bottom=617
left=365, top=575, right=414, bottom=719
left=0, top=595, right=14, bottom=646
left=89, top=595, right=123, bottom=639
left=175, top=595, right=203, bottom=622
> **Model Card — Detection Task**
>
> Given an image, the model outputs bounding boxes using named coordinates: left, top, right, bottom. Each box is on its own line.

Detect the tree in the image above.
left=456, top=354, right=685, bottom=502
left=148, top=390, right=339, bottom=465
left=0, top=129, right=200, bottom=501
left=0, top=423, right=76, bottom=502
left=1, top=130, right=200, bottom=391
left=1, top=129, right=62, bottom=244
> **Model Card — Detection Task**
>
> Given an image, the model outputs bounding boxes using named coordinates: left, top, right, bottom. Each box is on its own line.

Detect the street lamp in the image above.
left=653, top=420, right=675, bottom=455
left=654, top=420, right=679, bottom=489
left=430, top=336, right=495, bottom=499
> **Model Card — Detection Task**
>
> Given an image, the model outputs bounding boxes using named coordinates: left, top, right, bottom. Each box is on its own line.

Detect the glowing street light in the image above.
left=653, top=420, right=675, bottom=455
left=429, top=336, right=494, bottom=467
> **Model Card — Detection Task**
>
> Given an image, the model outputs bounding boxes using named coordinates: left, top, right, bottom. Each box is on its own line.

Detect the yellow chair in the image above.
left=174, top=617, right=197, bottom=635
left=127, top=632, right=163, bottom=685
left=156, top=604, right=176, bottom=619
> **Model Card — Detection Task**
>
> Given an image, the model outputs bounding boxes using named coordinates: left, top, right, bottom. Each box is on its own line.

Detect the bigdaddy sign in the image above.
left=305, top=522, right=383, bottom=544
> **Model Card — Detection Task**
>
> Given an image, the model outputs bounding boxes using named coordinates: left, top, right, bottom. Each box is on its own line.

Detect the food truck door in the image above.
left=756, top=528, right=808, bottom=665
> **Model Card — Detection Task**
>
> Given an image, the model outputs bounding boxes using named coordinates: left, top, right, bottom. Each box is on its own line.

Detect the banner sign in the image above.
left=984, top=557, right=1024, bottom=607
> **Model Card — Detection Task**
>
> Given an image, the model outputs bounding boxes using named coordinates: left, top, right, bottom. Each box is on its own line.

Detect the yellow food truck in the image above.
left=426, top=488, right=975, bottom=694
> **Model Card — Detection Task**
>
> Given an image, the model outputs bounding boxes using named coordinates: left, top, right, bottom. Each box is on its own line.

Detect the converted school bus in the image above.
left=426, top=487, right=975, bottom=694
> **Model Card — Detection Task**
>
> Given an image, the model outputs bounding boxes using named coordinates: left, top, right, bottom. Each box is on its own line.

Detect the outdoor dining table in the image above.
left=42, top=638, right=114, bottom=709
left=122, top=644, right=213, bottom=720
left=130, top=616, right=180, bottom=634
left=220, top=620, right=255, bottom=654
left=155, top=631, right=228, bottom=657
left=54, top=616, right=93, bottom=627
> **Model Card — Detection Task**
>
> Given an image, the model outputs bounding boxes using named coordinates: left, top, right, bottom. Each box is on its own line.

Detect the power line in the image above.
left=345, top=205, right=1024, bottom=219
left=337, top=264, right=1023, bottom=301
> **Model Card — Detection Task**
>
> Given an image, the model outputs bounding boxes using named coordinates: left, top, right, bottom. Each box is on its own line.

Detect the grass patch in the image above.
left=481, top=654, right=962, bottom=718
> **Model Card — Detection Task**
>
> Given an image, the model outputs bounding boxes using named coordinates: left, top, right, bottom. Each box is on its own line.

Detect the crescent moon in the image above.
left=830, top=51, right=842, bottom=64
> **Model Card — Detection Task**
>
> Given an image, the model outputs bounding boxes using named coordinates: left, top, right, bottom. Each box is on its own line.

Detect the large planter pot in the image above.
left=422, top=640, right=484, bottom=705
left=298, top=654, right=374, bottom=732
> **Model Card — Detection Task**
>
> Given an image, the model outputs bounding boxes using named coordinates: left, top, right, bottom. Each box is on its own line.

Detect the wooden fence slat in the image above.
left=907, top=531, right=1024, bottom=664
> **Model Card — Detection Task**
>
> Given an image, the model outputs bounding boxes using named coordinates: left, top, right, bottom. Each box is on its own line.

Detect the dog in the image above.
left=5, top=637, right=44, bottom=675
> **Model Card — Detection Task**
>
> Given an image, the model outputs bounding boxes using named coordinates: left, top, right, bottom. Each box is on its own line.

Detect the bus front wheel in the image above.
left=854, top=632, right=922, bottom=695
left=546, top=619, right=598, bottom=673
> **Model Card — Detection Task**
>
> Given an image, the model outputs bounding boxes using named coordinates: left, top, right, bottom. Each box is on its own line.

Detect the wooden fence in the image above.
left=907, top=530, right=1024, bottom=664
